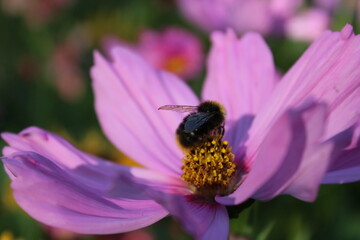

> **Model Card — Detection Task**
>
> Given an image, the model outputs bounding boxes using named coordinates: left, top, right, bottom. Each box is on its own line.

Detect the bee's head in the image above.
left=198, top=101, right=223, bottom=114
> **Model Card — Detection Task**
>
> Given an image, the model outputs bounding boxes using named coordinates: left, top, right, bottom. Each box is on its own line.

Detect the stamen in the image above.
left=181, top=137, right=236, bottom=198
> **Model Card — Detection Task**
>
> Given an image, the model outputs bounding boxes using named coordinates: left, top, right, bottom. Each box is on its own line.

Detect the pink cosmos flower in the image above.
left=176, top=0, right=331, bottom=41
left=103, top=27, right=204, bottom=80
left=2, top=24, right=360, bottom=240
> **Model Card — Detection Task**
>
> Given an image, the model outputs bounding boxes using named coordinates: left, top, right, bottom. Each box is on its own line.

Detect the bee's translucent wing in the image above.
left=158, top=105, right=198, bottom=113
left=184, top=112, right=215, bottom=133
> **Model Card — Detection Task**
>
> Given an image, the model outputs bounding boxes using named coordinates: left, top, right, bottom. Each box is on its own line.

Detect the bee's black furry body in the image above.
left=176, top=101, right=225, bottom=148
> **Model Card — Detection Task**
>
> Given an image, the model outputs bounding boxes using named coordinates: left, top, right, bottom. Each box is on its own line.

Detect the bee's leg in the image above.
left=220, top=125, right=225, bottom=137
left=214, top=125, right=225, bottom=138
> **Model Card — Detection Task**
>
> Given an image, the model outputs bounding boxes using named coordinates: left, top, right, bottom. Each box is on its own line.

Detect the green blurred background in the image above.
left=0, top=0, right=360, bottom=239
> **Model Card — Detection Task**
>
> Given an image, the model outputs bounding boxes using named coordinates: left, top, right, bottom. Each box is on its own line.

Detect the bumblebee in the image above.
left=158, top=101, right=225, bottom=149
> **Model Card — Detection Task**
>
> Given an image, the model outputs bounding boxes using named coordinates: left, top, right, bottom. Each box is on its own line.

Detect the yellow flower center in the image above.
left=181, top=137, right=237, bottom=198
left=164, top=56, right=187, bottom=75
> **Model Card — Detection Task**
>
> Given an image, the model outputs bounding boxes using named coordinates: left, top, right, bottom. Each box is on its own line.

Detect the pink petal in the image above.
left=146, top=192, right=229, bottom=240
left=2, top=127, right=106, bottom=169
left=217, top=101, right=331, bottom=205
left=91, top=48, right=199, bottom=177
left=322, top=167, right=360, bottom=184
left=112, top=172, right=229, bottom=239
left=2, top=152, right=168, bottom=234
left=322, top=124, right=360, bottom=183
left=281, top=143, right=332, bottom=201
left=253, top=103, right=333, bottom=201
left=1, top=127, right=186, bottom=198
left=202, top=30, right=277, bottom=149
left=109, top=166, right=191, bottom=198
left=248, top=24, right=360, bottom=158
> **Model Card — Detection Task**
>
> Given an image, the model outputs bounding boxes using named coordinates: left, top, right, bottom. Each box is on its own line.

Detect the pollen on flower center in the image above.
left=181, top=137, right=236, bottom=197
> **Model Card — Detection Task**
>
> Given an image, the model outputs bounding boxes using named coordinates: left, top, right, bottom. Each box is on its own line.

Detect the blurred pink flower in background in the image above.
left=315, top=0, right=340, bottom=11
left=2, top=24, right=360, bottom=240
left=176, top=0, right=277, bottom=35
left=43, top=225, right=82, bottom=240
left=50, top=27, right=89, bottom=102
left=285, top=9, right=330, bottom=42
left=103, top=27, right=204, bottom=80
left=176, top=0, right=331, bottom=41
left=1, top=0, right=73, bottom=26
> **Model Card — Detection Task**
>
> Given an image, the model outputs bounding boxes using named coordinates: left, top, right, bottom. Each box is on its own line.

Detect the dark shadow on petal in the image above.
left=252, top=108, right=307, bottom=200
left=226, top=198, right=255, bottom=219
left=225, top=115, right=255, bottom=166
